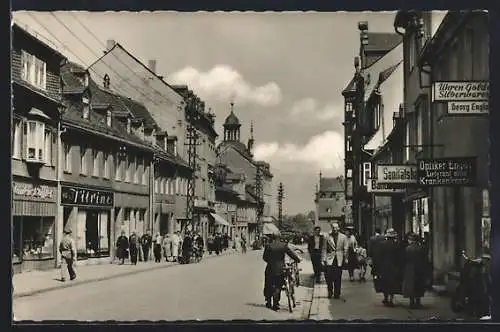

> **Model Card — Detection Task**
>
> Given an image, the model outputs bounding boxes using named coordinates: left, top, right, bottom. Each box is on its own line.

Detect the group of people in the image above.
left=206, top=232, right=231, bottom=255
left=369, top=227, right=431, bottom=309
left=115, top=230, right=207, bottom=265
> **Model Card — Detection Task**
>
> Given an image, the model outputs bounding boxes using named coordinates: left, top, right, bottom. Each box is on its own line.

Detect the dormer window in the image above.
left=106, top=110, right=112, bottom=126
left=82, top=96, right=90, bottom=119
left=103, top=74, right=110, bottom=89
left=84, top=73, right=89, bottom=88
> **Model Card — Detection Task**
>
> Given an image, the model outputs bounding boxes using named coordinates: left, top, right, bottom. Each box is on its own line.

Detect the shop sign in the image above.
left=13, top=182, right=55, bottom=200
left=447, top=101, right=489, bottom=115
left=376, top=164, right=418, bottom=184
left=194, top=199, right=208, bottom=208
left=61, top=185, right=114, bottom=207
left=432, top=82, right=489, bottom=102
left=417, top=157, right=477, bottom=186
left=367, top=179, right=406, bottom=194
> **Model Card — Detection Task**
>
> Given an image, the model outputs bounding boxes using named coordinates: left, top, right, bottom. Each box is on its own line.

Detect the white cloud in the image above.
left=168, top=65, right=282, bottom=107
left=290, top=98, right=343, bottom=124
left=253, top=130, right=344, bottom=173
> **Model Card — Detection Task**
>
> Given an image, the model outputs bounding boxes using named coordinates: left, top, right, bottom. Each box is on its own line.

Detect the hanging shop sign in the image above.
left=417, top=157, right=477, bottom=186
left=376, top=164, right=418, bottom=184
left=432, top=81, right=489, bottom=115
left=13, top=181, right=56, bottom=201
left=367, top=179, right=406, bottom=194
left=61, top=185, right=114, bottom=208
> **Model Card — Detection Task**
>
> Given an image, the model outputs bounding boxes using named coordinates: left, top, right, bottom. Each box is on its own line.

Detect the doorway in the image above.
left=86, top=211, right=99, bottom=257
left=160, top=214, right=170, bottom=235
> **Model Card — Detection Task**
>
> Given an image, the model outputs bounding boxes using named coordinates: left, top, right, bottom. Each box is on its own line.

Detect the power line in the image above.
left=69, top=12, right=175, bottom=108
left=48, top=12, right=164, bottom=109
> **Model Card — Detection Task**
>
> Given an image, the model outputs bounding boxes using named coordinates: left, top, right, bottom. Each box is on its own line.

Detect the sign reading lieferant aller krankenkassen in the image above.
left=432, top=81, right=489, bottom=115
left=417, top=157, right=477, bottom=186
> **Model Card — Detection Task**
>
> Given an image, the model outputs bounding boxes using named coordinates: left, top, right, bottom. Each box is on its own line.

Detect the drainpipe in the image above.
left=56, top=122, right=67, bottom=268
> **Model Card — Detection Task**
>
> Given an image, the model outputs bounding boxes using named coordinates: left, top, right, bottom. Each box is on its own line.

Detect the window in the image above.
left=80, top=146, right=87, bottom=175
left=12, top=118, right=22, bottom=159
left=363, top=162, right=371, bottom=186
left=18, top=216, right=55, bottom=261
left=92, top=149, right=99, bottom=177
left=115, top=154, right=121, bottom=181
left=21, top=50, right=47, bottom=90
left=124, top=208, right=131, bottom=222
left=25, top=120, right=45, bottom=162
left=44, top=129, right=53, bottom=165
left=125, top=156, right=131, bottom=182
left=63, top=143, right=71, bottom=172
left=416, top=103, right=424, bottom=153
left=346, top=136, right=352, bottom=152
left=142, top=163, right=148, bottom=185
left=82, top=97, right=90, bottom=119
left=347, top=169, right=352, bottom=178
left=175, top=178, right=179, bottom=194
left=103, top=151, right=110, bottom=179
left=326, top=208, right=331, bottom=213
left=404, top=121, right=410, bottom=162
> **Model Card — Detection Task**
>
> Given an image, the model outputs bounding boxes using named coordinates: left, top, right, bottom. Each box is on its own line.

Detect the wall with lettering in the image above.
left=12, top=181, right=57, bottom=202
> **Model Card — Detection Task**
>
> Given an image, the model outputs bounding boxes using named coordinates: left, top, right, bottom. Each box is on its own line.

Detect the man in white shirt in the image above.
left=321, top=222, right=349, bottom=299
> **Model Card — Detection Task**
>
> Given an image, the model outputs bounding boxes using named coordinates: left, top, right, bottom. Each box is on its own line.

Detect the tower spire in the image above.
left=250, top=121, right=254, bottom=139
left=230, top=100, right=235, bottom=114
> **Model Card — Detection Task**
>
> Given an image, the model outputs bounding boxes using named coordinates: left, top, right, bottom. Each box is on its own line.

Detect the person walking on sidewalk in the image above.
left=321, top=222, right=349, bottom=299
left=171, top=231, right=181, bottom=262
left=129, top=232, right=139, bottom=265
left=153, top=232, right=162, bottom=263
left=141, top=232, right=152, bottom=262
left=345, top=226, right=358, bottom=282
left=59, top=227, right=77, bottom=282
left=262, top=231, right=302, bottom=311
left=376, top=228, right=402, bottom=307
left=307, top=226, right=325, bottom=283
left=163, top=233, right=173, bottom=262
left=402, top=232, right=427, bottom=309
left=116, top=231, right=129, bottom=265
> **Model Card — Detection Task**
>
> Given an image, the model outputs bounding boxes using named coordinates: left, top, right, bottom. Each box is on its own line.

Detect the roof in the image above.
left=378, top=61, right=402, bottom=84
left=61, top=62, right=87, bottom=94
left=12, top=23, right=66, bottom=60
left=224, top=111, right=241, bottom=126
left=341, top=77, right=357, bottom=96
left=319, top=177, right=344, bottom=192
left=363, top=33, right=402, bottom=68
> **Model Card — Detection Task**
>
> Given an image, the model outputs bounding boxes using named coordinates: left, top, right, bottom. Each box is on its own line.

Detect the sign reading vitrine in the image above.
left=417, top=157, right=477, bottom=186
left=61, top=185, right=114, bottom=207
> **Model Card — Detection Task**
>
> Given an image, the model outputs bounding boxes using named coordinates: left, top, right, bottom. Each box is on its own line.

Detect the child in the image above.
left=356, top=245, right=368, bottom=281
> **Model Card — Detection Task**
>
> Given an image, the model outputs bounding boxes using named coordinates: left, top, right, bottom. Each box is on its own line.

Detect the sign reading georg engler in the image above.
left=417, top=157, right=477, bottom=186
left=376, top=164, right=418, bottom=184
left=61, top=185, right=114, bottom=207
left=433, top=82, right=489, bottom=102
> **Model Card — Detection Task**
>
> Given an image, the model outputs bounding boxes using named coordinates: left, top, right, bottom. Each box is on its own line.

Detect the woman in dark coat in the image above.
left=116, top=231, right=129, bottom=265
left=376, top=228, right=401, bottom=307
left=182, top=232, right=193, bottom=264
left=402, top=233, right=427, bottom=308
left=129, top=232, right=139, bottom=265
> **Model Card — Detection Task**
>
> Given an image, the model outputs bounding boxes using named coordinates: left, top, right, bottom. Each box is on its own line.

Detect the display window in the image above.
left=13, top=216, right=55, bottom=261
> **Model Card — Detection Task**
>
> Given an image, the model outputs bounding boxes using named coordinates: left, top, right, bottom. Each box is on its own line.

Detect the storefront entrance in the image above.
left=160, top=213, right=170, bottom=235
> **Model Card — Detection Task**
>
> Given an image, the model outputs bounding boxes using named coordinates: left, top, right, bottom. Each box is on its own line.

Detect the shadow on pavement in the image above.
left=245, top=302, right=268, bottom=309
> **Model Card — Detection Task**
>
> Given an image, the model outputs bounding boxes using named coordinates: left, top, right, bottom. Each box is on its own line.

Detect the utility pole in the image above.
left=255, top=164, right=264, bottom=234
left=184, top=95, right=201, bottom=233
left=277, top=182, right=284, bottom=229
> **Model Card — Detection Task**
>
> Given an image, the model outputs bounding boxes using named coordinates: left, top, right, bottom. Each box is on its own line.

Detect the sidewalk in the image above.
left=12, top=249, right=240, bottom=299
left=309, top=271, right=464, bottom=321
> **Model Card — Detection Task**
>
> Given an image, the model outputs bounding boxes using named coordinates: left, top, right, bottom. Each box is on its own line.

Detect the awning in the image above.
left=209, top=213, right=230, bottom=226
left=262, top=222, right=280, bottom=235
left=29, top=107, right=51, bottom=120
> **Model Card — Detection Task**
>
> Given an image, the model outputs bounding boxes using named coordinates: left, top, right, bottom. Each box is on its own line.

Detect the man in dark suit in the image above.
left=308, top=226, right=325, bottom=283
left=263, top=232, right=302, bottom=311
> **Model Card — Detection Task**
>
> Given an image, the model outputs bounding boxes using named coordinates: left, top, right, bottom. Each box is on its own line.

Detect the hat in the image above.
left=386, top=228, right=397, bottom=237
left=63, top=227, right=72, bottom=234
left=314, top=226, right=321, bottom=230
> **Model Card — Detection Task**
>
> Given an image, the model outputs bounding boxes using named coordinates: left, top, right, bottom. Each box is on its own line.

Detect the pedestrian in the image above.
left=129, top=232, right=139, bottom=265
left=163, top=233, right=173, bottom=262
left=171, top=231, right=181, bottom=262
left=215, top=233, right=222, bottom=255
left=263, top=231, right=302, bottom=311
left=223, top=233, right=229, bottom=251
left=138, top=232, right=144, bottom=262
left=376, top=228, right=402, bottom=307
left=355, top=245, right=368, bottom=281
left=195, top=232, right=204, bottom=258
left=345, top=227, right=358, bottom=281
left=402, top=232, right=428, bottom=309
left=141, top=232, right=152, bottom=262
left=181, top=232, right=193, bottom=264
left=153, top=232, right=162, bottom=263
left=234, top=234, right=241, bottom=252
left=207, top=233, right=215, bottom=255
left=307, top=226, right=325, bottom=283
left=321, top=222, right=349, bottom=299
left=241, top=233, right=247, bottom=253
left=116, top=231, right=129, bottom=265
left=59, top=227, right=77, bottom=282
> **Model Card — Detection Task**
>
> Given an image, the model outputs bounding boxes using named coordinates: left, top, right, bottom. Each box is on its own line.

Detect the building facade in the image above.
left=395, top=11, right=490, bottom=285
left=314, top=175, right=346, bottom=233
left=11, top=24, right=66, bottom=273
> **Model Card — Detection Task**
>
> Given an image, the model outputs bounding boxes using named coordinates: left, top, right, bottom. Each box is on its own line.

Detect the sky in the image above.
left=13, top=11, right=402, bottom=214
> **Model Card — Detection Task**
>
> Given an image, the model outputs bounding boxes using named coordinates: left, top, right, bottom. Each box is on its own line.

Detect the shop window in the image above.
left=124, top=208, right=131, bottom=222
left=142, top=163, right=148, bottom=185
left=80, top=146, right=87, bottom=175
left=25, top=120, right=45, bottom=163
left=21, top=50, right=47, bottom=90
left=21, top=216, right=55, bottom=260
left=125, top=157, right=132, bottom=182
left=154, top=177, right=159, bottom=194
left=12, top=118, right=22, bottom=159
left=63, top=142, right=72, bottom=173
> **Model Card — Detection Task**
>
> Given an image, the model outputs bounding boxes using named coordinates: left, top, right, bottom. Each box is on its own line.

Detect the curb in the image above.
left=299, top=277, right=316, bottom=320
left=13, top=250, right=240, bottom=299
left=308, top=280, right=321, bottom=319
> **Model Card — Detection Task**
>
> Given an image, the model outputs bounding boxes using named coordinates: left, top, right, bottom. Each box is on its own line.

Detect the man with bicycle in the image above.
left=262, top=231, right=302, bottom=311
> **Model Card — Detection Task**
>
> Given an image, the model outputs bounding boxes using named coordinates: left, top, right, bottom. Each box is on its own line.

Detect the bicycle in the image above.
left=281, top=262, right=299, bottom=313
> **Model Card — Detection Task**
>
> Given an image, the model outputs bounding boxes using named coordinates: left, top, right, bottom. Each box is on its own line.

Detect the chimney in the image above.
left=106, top=110, right=112, bottom=127
left=106, top=39, right=116, bottom=52
left=148, top=60, right=156, bottom=74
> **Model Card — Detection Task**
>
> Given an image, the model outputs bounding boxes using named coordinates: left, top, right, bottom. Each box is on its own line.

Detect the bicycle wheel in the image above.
left=284, top=279, right=293, bottom=313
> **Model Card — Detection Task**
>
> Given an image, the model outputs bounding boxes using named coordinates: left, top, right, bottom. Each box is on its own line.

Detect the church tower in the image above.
left=223, top=101, right=241, bottom=142
left=247, top=121, right=255, bottom=156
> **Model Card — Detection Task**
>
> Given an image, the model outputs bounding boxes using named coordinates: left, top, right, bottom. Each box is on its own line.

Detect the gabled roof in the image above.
left=319, top=177, right=344, bottom=192
left=363, top=33, right=402, bottom=68
left=12, top=23, right=66, bottom=61
left=341, top=77, right=357, bottom=96
left=61, top=62, right=87, bottom=94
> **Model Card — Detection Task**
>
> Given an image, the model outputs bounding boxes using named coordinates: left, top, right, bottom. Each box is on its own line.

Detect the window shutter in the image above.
left=51, top=128, right=57, bottom=166
left=22, top=120, right=27, bottom=160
